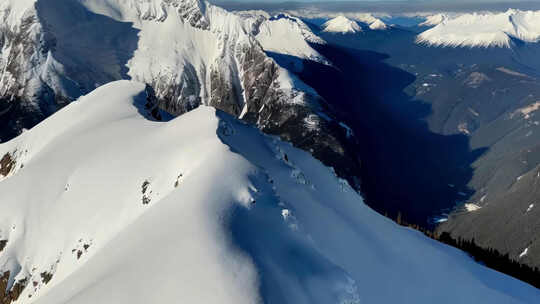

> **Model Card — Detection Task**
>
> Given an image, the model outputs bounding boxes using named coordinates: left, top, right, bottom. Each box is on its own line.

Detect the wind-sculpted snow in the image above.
left=417, top=9, right=540, bottom=48
left=0, top=81, right=539, bottom=303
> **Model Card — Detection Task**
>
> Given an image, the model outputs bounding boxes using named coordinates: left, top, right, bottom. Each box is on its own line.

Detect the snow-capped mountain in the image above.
left=237, top=11, right=329, bottom=64
left=283, top=9, right=388, bottom=31
left=419, top=13, right=448, bottom=27
left=368, top=18, right=387, bottom=30
left=322, top=16, right=362, bottom=34
left=1, top=80, right=539, bottom=303
left=1, top=0, right=315, bottom=117
left=0, top=0, right=360, bottom=190
left=417, top=9, right=540, bottom=48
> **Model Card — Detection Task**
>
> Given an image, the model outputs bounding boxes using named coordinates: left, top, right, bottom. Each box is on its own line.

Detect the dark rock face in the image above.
left=0, top=153, right=15, bottom=177
left=0, top=271, right=27, bottom=304
left=0, top=12, right=60, bottom=142
left=150, top=62, right=203, bottom=115
left=176, top=0, right=210, bottom=30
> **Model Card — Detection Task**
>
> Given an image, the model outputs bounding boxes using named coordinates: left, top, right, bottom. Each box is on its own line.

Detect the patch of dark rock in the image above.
left=141, top=180, right=150, bottom=194
left=0, top=153, right=15, bottom=177
left=40, top=272, right=52, bottom=285
left=141, top=180, right=151, bottom=205
left=1, top=271, right=28, bottom=304
left=0, top=240, right=6, bottom=253
left=174, top=174, right=183, bottom=188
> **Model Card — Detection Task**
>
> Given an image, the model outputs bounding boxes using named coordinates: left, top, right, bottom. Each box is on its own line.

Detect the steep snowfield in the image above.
left=235, top=11, right=328, bottom=64
left=322, top=16, right=362, bottom=34
left=417, top=9, right=540, bottom=48
left=0, top=81, right=539, bottom=303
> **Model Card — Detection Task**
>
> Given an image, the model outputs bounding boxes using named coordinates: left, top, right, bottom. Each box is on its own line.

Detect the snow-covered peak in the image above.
left=0, top=80, right=539, bottom=303
left=419, top=13, right=448, bottom=27
left=322, top=16, right=362, bottom=34
left=352, top=13, right=388, bottom=30
left=251, top=13, right=328, bottom=64
left=79, top=0, right=210, bottom=28
left=369, top=18, right=387, bottom=30
left=417, top=9, right=540, bottom=48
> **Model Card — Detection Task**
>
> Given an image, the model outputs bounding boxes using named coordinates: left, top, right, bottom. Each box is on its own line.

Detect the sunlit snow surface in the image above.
left=0, top=81, right=538, bottom=303
left=322, top=16, right=362, bottom=34
left=417, top=9, right=540, bottom=48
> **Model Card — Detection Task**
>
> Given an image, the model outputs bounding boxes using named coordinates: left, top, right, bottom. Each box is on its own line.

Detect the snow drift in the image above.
left=0, top=81, right=539, bottom=303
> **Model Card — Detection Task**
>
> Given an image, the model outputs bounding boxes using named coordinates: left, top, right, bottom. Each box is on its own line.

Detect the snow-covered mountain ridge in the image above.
left=0, top=0, right=361, bottom=191
left=0, top=80, right=539, bottom=303
left=417, top=9, right=540, bottom=48
left=0, top=0, right=321, bottom=115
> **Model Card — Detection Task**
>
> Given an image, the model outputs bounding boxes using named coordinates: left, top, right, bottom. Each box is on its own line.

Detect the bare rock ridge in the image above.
left=0, top=0, right=360, bottom=187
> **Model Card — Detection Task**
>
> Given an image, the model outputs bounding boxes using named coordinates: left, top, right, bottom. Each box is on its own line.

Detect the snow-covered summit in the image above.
left=417, top=9, right=540, bottom=48
left=369, top=18, right=388, bottom=30
left=352, top=13, right=388, bottom=30
left=238, top=12, right=328, bottom=64
left=322, top=16, right=362, bottom=34
left=419, top=13, right=449, bottom=27
left=0, top=80, right=539, bottom=303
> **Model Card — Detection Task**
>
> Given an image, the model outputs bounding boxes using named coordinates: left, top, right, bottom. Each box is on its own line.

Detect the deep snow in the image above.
left=0, top=81, right=538, bottom=303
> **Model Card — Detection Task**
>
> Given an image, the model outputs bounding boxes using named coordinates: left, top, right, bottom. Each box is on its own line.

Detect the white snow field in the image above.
left=249, top=13, right=328, bottom=64
left=0, top=81, right=539, bottom=303
left=417, top=9, right=540, bottom=48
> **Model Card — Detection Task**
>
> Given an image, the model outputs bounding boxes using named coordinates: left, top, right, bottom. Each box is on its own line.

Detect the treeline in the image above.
left=389, top=212, right=540, bottom=289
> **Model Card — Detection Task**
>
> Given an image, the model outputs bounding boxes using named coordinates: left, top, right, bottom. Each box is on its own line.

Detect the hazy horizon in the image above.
left=210, top=0, right=540, bottom=14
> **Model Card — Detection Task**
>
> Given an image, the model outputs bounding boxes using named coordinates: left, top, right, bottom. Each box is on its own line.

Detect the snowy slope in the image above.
left=0, top=0, right=328, bottom=134
left=286, top=9, right=388, bottom=31
left=417, top=9, right=540, bottom=48
left=0, top=81, right=539, bottom=303
left=419, top=13, right=449, bottom=27
left=369, top=18, right=387, bottom=30
left=322, top=16, right=362, bottom=34
left=241, top=12, right=328, bottom=64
